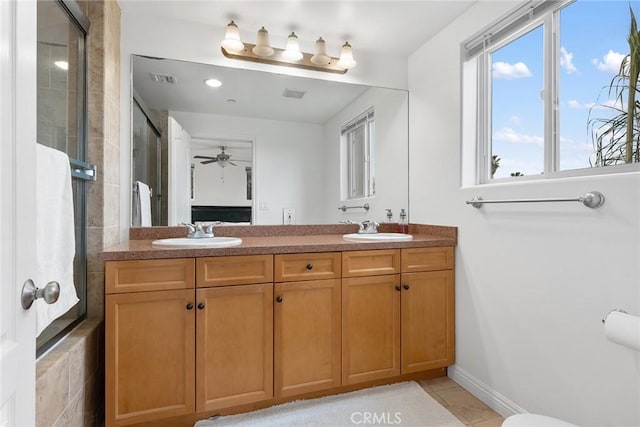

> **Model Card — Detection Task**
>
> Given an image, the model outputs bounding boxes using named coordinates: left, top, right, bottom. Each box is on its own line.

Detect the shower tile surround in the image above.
left=36, top=0, right=121, bottom=426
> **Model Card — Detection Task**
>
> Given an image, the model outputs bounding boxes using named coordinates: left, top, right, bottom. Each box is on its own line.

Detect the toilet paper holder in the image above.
left=602, top=308, right=628, bottom=324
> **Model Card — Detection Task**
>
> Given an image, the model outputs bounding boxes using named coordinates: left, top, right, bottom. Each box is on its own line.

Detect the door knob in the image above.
left=21, top=279, right=60, bottom=310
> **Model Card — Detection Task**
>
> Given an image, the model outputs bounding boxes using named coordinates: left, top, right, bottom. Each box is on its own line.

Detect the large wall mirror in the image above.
left=131, top=55, right=408, bottom=226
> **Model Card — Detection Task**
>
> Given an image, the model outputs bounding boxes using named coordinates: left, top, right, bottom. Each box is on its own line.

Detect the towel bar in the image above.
left=466, top=191, right=605, bottom=209
left=338, top=203, right=370, bottom=212
left=70, top=158, right=97, bottom=181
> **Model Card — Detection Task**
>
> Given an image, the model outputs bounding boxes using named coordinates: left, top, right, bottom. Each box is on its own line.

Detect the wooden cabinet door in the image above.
left=342, top=275, right=401, bottom=385
left=401, top=271, right=455, bottom=373
left=196, top=284, right=273, bottom=412
left=105, top=290, right=195, bottom=426
left=274, top=279, right=341, bottom=397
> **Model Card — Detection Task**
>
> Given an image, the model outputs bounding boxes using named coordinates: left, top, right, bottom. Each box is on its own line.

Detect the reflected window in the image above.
left=342, top=109, right=375, bottom=199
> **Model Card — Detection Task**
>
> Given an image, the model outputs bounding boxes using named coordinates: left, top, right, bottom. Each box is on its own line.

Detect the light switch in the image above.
left=283, top=208, right=296, bottom=225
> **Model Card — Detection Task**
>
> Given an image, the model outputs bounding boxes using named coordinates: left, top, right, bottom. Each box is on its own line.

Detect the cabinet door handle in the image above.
left=276, top=296, right=283, bottom=303
left=395, top=285, right=401, bottom=291
left=186, top=303, right=194, bottom=310
left=403, top=284, right=410, bottom=290
left=306, top=263, right=313, bottom=270
left=197, top=303, right=205, bottom=310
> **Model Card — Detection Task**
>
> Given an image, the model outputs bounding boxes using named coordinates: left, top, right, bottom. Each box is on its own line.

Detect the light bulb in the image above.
left=337, top=41, right=357, bottom=69
left=310, top=37, right=331, bottom=65
left=282, top=32, right=303, bottom=61
left=221, top=21, right=244, bottom=53
left=252, top=27, right=274, bottom=57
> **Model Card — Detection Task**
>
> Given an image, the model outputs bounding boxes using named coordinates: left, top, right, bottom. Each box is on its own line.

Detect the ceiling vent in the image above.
left=282, top=88, right=306, bottom=99
left=150, top=73, right=176, bottom=84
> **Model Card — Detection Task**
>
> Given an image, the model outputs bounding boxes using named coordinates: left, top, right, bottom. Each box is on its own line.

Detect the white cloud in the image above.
left=509, top=115, right=522, bottom=125
left=592, top=50, right=625, bottom=73
left=493, top=127, right=544, bottom=146
left=567, top=99, right=625, bottom=110
left=602, top=98, right=625, bottom=110
left=560, top=46, right=577, bottom=74
left=492, top=61, right=532, bottom=80
left=568, top=99, right=596, bottom=110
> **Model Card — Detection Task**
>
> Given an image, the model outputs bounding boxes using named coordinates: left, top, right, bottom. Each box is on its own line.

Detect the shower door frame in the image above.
left=35, top=0, right=91, bottom=357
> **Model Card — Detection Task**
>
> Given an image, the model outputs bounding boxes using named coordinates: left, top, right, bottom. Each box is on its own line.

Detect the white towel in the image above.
left=136, top=181, right=152, bottom=226
left=35, top=143, right=79, bottom=336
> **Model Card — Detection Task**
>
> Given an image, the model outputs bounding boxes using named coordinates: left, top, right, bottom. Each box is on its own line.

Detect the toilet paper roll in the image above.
left=604, top=310, right=640, bottom=351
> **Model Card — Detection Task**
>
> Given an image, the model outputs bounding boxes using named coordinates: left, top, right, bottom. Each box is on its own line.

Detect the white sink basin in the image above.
left=343, top=233, right=413, bottom=242
left=152, top=237, right=242, bottom=248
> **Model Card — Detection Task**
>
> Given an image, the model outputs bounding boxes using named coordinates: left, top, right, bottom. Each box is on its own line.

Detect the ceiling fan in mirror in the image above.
left=193, top=146, right=250, bottom=168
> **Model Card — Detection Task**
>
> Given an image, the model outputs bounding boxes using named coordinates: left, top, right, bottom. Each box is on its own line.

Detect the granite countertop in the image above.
left=100, top=223, right=457, bottom=261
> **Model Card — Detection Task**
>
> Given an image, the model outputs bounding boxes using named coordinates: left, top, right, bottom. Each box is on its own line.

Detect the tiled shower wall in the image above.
left=36, top=0, right=120, bottom=425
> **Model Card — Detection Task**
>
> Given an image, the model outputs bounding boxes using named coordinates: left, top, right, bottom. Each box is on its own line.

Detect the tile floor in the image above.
left=419, top=377, right=505, bottom=427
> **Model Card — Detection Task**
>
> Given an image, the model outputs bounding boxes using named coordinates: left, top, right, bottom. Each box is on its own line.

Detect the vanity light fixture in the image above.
left=219, top=21, right=356, bottom=74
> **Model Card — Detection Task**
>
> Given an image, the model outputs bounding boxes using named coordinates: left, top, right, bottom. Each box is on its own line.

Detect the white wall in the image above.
left=171, top=111, right=325, bottom=225
left=119, top=11, right=408, bottom=238
left=323, top=87, right=409, bottom=224
left=408, top=2, right=640, bottom=426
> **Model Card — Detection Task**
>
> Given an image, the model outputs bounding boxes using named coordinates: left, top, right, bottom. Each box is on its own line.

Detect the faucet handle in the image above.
left=180, top=222, right=196, bottom=233
left=204, top=224, right=214, bottom=236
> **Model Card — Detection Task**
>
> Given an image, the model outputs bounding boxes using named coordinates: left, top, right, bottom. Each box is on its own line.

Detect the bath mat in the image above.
left=194, top=381, right=464, bottom=427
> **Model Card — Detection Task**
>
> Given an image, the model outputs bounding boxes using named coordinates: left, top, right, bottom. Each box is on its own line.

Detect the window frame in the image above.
left=465, top=0, right=640, bottom=186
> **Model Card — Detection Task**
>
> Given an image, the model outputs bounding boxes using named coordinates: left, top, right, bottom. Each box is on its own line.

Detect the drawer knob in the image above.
left=306, top=263, right=313, bottom=270
left=276, top=296, right=283, bottom=303
left=403, top=284, right=410, bottom=290
left=197, top=303, right=205, bottom=310
left=395, top=285, right=401, bottom=291
left=186, top=303, right=194, bottom=310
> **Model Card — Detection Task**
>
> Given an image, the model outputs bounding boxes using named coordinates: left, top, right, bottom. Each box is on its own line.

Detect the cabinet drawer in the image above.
left=275, top=253, right=341, bottom=282
left=197, top=255, right=273, bottom=287
left=342, top=249, right=400, bottom=278
left=105, top=258, right=195, bottom=294
left=401, top=247, right=454, bottom=273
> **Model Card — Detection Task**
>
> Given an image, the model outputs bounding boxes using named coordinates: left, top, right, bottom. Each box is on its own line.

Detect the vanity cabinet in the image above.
left=104, top=245, right=455, bottom=426
left=342, top=250, right=402, bottom=385
left=105, top=259, right=196, bottom=426
left=273, top=253, right=342, bottom=398
left=400, top=247, right=455, bottom=373
left=195, top=283, right=273, bottom=412
left=105, top=255, right=274, bottom=427
left=342, top=247, right=455, bottom=385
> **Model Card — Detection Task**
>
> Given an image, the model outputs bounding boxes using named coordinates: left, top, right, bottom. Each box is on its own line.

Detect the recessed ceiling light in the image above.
left=54, top=61, right=69, bottom=70
left=204, top=78, right=222, bottom=88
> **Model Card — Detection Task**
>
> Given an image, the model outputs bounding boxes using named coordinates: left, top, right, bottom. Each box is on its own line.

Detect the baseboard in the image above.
left=448, top=365, right=527, bottom=419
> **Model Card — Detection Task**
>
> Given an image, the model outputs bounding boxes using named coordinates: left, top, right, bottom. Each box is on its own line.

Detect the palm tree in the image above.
left=491, top=155, right=501, bottom=178
left=589, top=7, right=640, bottom=166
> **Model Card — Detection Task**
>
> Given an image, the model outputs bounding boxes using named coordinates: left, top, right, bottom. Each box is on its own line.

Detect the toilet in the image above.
left=502, top=414, right=578, bottom=427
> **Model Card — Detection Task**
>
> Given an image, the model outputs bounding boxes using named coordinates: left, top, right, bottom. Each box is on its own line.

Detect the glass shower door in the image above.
left=132, top=99, right=162, bottom=225
left=35, top=0, right=90, bottom=355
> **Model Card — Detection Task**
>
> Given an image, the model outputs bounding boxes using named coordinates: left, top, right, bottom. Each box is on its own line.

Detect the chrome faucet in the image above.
left=180, top=222, right=214, bottom=238
left=358, top=220, right=379, bottom=234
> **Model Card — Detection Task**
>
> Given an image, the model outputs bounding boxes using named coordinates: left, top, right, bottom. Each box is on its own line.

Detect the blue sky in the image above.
left=490, top=0, right=636, bottom=178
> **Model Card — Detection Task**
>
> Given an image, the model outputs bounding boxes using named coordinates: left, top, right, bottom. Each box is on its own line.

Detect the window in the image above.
left=342, top=109, right=375, bottom=199
left=463, top=0, right=639, bottom=183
